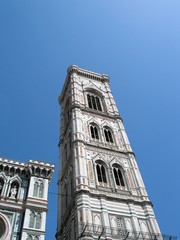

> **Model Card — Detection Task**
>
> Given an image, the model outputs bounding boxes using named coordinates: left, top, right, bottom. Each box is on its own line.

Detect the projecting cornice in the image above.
left=0, top=157, right=55, bottom=180
left=58, top=65, right=110, bottom=104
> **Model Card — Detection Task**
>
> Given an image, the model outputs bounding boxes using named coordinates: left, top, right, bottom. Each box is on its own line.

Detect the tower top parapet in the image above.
left=59, top=65, right=110, bottom=104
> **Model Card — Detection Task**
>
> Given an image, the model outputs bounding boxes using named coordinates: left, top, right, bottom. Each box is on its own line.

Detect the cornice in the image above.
left=58, top=65, right=110, bottom=104
left=0, top=197, right=48, bottom=212
left=72, top=104, right=122, bottom=121
left=72, top=139, right=135, bottom=157
left=26, top=197, right=48, bottom=205
left=0, top=157, right=54, bottom=170
left=67, top=65, right=110, bottom=83
left=56, top=188, right=153, bottom=238
left=0, top=157, right=28, bottom=168
left=60, top=105, right=123, bottom=141
left=0, top=199, right=26, bottom=211
left=22, top=228, right=45, bottom=234
left=0, top=157, right=55, bottom=180
left=25, top=203, right=48, bottom=212
left=29, top=159, right=54, bottom=169
left=75, top=189, right=153, bottom=207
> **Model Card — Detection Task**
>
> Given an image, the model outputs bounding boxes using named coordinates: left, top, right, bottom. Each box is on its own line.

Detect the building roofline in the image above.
left=0, top=157, right=55, bottom=169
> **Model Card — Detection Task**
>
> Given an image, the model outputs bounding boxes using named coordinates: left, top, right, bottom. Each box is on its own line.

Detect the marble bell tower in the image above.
left=56, top=66, right=161, bottom=240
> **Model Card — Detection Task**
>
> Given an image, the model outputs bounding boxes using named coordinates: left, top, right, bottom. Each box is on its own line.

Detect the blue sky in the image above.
left=0, top=0, right=180, bottom=239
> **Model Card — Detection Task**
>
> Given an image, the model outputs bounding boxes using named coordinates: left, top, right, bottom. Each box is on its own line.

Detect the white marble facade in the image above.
left=56, top=66, right=161, bottom=240
left=0, top=158, right=54, bottom=240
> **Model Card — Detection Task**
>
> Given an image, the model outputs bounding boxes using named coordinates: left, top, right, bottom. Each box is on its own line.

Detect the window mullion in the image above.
left=91, top=96, right=97, bottom=110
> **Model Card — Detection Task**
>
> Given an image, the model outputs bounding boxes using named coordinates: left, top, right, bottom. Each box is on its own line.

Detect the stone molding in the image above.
left=75, top=188, right=152, bottom=206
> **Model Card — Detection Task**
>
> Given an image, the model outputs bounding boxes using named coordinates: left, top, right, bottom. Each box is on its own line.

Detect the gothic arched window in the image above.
left=39, top=183, right=44, bottom=198
left=96, top=161, right=107, bottom=185
left=35, top=213, right=41, bottom=229
left=113, top=165, right=125, bottom=187
left=104, top=127, right=113, bottom=143
left=29, top=212, right=41, bottom=229
left=33, top=182, right=38, bottom=197
left=0, top=178, right=4, bottom=195
left=33, top=181, right=44, bottom=198
left=90, top=125, right=99, bottom=140
left=29, top=212, right=35, bottom=228
left=87, top=94, right=102, bottom=112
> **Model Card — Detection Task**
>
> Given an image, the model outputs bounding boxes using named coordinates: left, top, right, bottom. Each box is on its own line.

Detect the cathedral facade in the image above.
left=0, top=157, right=54, bottom=240
left=56, top=65, right=161, bottom=240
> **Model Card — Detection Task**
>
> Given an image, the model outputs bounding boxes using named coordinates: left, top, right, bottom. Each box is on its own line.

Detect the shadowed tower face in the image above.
left=56, top=66, right=161, bottom=240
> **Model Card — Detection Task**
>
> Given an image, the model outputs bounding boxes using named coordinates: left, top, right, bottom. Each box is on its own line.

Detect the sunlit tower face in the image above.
left=56, top=65, right=161, bottom=240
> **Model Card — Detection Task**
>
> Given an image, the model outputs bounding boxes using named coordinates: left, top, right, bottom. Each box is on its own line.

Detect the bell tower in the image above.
left=56, top=65, right=161, bottom=240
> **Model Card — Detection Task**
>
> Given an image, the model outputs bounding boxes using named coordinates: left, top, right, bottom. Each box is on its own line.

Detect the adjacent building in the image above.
left=56, top=65, right=162, bottom=240
left=0, top=157, right=54, bottom=240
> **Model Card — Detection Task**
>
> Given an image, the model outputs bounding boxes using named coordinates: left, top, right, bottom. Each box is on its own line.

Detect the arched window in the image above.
left=90, top=125, right=99, bottom=140
left=87, top=94, right=102, bottom=111
left=9, top=181, right=19, bottom=199
left=33, top=182, right=38, bottom=197
left=113, top=165, right=125, bottom=187
left=104, top=128, right=113, bottom=143
left=96, top=161, right=107, bottom=185
left=39, top=183, right=44, bottom=198
left=34, top=237, right=39, bottom=240
left=29, top=212, right=35, bottom=228
left=33, top=181, right=44, bottom=198
left=35, top=213, right=41, bottom=229
left=29, top=212, right=41, bottom=229
left=0, top=178, right=4, bottom=195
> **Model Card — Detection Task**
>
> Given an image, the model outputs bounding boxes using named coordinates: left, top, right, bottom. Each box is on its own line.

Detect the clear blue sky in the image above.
left=0, top=0, right=180, bottom=239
